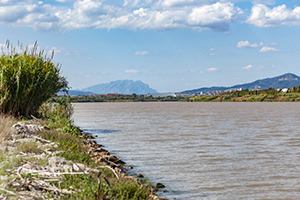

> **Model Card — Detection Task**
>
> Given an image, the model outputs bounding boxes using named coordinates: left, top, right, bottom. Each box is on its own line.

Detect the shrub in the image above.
left=0, top=41, right=69, bottom=117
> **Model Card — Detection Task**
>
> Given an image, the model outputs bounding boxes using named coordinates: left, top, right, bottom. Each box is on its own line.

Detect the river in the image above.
left=72, top=102, right=300, bottom=199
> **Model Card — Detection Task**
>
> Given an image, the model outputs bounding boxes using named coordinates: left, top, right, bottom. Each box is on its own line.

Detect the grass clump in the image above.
left=41, top=128, right=95, bottom=167
left=15, top=141, right=43, bottom=154
left=0, top=40, right=68, bottom=117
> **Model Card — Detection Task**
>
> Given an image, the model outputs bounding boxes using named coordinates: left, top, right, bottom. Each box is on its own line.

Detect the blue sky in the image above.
left=0, top=0, right=300, bottom=92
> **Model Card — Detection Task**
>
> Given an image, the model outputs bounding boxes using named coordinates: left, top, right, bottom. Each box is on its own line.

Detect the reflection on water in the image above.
left=72, top=102, right=300, bottom=199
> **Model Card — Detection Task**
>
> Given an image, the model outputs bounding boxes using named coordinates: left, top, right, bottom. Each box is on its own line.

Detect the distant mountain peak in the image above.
left=82, top=80, right=158, bottom=94
left=277, top=73, right=298, bottom=81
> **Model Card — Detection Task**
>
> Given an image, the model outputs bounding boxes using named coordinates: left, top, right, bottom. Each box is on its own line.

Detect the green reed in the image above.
left=0, top=40, right=68, bottom=117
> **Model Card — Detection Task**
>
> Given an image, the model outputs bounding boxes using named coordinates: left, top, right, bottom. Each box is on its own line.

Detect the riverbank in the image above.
left=0, top=116, right=166, bottom=199
left=190, top=92, right=300, bottom=102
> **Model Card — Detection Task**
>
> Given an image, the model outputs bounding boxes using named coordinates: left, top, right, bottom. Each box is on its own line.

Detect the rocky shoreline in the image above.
left=0, top=121, right=167, bottom=199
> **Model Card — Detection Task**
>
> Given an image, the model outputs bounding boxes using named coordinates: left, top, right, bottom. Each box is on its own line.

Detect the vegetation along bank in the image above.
left=0, top=41, right=166, bottom=199
left=58, top=87, right=300, bottom=103
left=189, top=87, right=300, bottom=102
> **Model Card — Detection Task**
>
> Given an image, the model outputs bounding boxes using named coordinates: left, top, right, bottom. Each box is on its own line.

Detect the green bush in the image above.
left=0, top=41, right=68, bottom=117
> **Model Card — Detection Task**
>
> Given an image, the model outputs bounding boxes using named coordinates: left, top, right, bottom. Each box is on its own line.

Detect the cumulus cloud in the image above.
left=237, top=40, right=263, bottom=48
left=125, top=69, right=139, bottom=73
left=259, top=46, right=278, bottom=52
left=242, top=64, right=253, bottom=70
left=207, top=67, right=217, bottom=71
left=209, top=48, right=216, bottom=51
left=0, top=0, right=243, bottom=32
left=135, top=51, right=150, bottom=55
left=247, top=4, right=300, bottom=27
left=188, top=2, right=243, bottom=31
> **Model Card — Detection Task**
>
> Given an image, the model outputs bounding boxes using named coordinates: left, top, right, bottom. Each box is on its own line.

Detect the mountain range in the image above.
left=181, top=73, right=300, bottom=94
left=81, top=80, right=158, bottom=95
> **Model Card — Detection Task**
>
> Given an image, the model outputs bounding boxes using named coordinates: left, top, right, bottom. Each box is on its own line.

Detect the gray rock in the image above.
left=155, top=183, right=165, bottom=188
left=73, top=163, right=86, bottom=172
left=137, top=174, right=144, bottom=178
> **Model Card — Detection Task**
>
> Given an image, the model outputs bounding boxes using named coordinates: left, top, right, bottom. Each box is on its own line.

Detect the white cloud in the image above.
left=237, top=40, right=263, bottom=48
left=125, top=69, right=139, bottom=73
left=135, top=51, right=150, bottom=55
left=247, top=4, right=300, bottom=27
left=207, top=67, right=217, bottom=71
left=0, top=0, right=10, bottom=4
left=188, top=2, right=243, bottom=31
left=259, top=46, right=279, bottom=52
left=209, top=48, right=216, bottom=51
left=0, top=1, right=243, bottom=32
left=242, top=64, right=253, bottom=70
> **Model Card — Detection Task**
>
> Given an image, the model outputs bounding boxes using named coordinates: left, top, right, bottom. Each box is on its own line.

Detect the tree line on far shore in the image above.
left=65, top=93, right=187, bottom=102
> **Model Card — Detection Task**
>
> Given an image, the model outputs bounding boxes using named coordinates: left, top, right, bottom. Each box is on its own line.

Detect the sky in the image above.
left=0, top=0, right=300, bottom=92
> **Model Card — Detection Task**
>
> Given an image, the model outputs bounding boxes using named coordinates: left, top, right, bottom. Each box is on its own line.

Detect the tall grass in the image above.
left=0, top=40, right=69, bottom=117
left=0, top=114, right=14, bottom=142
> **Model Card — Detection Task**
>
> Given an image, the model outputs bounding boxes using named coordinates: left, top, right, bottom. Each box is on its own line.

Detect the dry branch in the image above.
left=97, top=166, right=119, bottom=179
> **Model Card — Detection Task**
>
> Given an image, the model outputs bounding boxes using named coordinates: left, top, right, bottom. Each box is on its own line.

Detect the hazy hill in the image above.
left=82, top=80, right=158, bottom=94
left=182, top=73, right=300, bottom=94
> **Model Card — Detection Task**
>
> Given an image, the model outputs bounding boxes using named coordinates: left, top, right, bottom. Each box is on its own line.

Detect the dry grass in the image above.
left=15, top=141, right=43, bottom=154
left=0, top=114, right=14, bottom=143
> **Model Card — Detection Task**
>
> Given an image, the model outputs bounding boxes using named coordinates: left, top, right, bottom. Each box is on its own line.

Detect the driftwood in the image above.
left=7, top=176, right=74, bottom=196
left=31, top=178, right=73, bottom=195
left=10, top=166, right=88, bottom=178
left=0, top=188, right=27, bottom=199
left=32, top=135, right=54, bottom=144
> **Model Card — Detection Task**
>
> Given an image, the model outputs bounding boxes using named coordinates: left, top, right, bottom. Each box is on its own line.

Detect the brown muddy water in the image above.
left=72, top=102, right=300, bottom=199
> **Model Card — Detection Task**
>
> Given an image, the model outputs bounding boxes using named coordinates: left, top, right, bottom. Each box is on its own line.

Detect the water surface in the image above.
left=72, top=102, right=300, bottom=199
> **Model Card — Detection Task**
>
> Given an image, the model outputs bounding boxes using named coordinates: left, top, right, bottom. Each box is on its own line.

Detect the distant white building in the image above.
left=281, top=88, right=288, bottom=93
left=146, top=93, right=176, bottom=97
